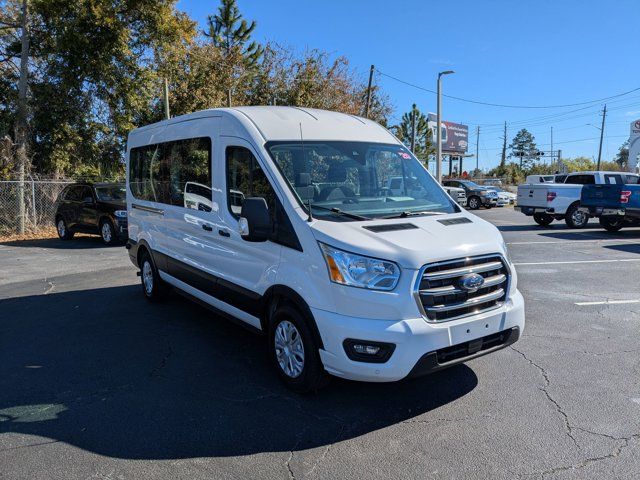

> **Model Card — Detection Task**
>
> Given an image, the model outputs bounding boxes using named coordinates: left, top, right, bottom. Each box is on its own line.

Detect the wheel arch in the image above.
left=261, top=285, right=324, bottom=350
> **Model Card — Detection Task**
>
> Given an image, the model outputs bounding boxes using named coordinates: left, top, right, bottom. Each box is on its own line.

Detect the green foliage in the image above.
left=392, top=104, right=433, bottom=165
left=614, top=140, right=629, bottom=168
left=509, top=128, right=539, bottom=169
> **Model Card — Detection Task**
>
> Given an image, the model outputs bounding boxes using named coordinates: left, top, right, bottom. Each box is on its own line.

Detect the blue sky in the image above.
left=177, top=0, right=640, bottom=171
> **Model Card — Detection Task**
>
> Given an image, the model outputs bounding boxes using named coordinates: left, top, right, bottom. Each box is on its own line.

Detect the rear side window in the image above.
left=565, top=175, right=595, bottom=185
left=129, top=137, right=211, bottom=207
left=604, top=174, right=624, bottom=185
left=225, top=146, right=277, bottom=217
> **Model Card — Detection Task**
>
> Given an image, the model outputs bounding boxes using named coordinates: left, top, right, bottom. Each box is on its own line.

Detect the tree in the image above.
left=393, top=104, right=434, bottom=165
left=204, top=0, right=263, bottom=106
left=615, top=140, right=629, bottom=168
left=509, top=128, right=538, bottom=169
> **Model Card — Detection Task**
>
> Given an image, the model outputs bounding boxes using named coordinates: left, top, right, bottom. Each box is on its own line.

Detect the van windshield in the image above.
left=266, top=141, right=457, bottom=220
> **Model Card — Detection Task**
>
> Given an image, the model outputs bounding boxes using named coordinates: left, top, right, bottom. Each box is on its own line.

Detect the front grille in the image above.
left=415, top=254, right=509, bottom=322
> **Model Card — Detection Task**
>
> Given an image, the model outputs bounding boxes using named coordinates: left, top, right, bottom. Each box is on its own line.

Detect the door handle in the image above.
left=202, top=224, right=213, bottom=232
left=218, top=229, right=230, bottom=237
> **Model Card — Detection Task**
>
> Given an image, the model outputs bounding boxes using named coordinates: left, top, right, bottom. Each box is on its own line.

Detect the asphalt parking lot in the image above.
left=1, top=208, right=639, bottom=480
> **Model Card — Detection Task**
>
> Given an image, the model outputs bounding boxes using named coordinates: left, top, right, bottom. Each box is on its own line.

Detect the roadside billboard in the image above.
left=427, top=113, right=469, bottom=154
left=629, top=119, right=640, bottom=173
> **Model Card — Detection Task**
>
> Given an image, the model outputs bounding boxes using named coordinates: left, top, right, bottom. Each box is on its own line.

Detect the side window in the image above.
left=168, top=137, right=212, bottom=208
left=64, top=186, right=81, bottom=201
left=566, top=175, right=594, bottom=185
left=129, top=137, right=211, bottom=207
left=604, top=174, right=623, bottom=185
left=226, top=146, right=277, bottom=218
left=79, top=186, right=94, bottom=202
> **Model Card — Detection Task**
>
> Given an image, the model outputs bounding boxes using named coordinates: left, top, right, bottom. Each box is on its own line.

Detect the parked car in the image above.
left=516, top=171, right=639, bottom=228
left=442, top=179, right=498, bottom=210
left=486, top=186, right=516, bottom=206
left=55, top=183, right=128, bottom=244
left=443, top=185, right=467, bottom=207
left=579, top=177, right=640, bottom=231
left=126, top=106, right=524, bottom=392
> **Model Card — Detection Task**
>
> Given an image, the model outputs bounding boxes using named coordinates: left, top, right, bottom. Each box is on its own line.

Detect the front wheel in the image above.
left=99, top=218, right=116, bottom=245
left=468, top=196, right=481, bottom=210
left=269, top=304, right=329, bottom=393
left=599, top=216, right=624, bottom=232
left=565, top=204, right=589, bottom=229
left=533, top=213, right=554, bottom=226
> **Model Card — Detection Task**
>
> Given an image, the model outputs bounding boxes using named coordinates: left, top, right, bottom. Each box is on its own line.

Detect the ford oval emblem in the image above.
left=459, top=273, right=485, bottom=292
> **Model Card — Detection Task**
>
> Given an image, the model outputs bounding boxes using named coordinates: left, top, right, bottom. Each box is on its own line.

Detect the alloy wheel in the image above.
left=274, top=320, right=305, bottom=378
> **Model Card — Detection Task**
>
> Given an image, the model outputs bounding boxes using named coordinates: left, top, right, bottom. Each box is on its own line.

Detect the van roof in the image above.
left=129, top=106, right=397, bottom=143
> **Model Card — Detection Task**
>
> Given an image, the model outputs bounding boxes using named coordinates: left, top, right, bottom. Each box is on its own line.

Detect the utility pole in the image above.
left=550, top=126, right=553, bottom=166
left=436, top=70, right=454, bottom=183
left=410, top=104, right=416, bottom=153
left=475, top=126, right=480, bottom=171
left=15, top=0, right=30, bottom=234
left=163, top=78, right=170, bottom=120
left=596, top=104, right=607, bottom=170
left=500, top=122, right=507, bottom=168
left=364, top=64, right=374, bottom=118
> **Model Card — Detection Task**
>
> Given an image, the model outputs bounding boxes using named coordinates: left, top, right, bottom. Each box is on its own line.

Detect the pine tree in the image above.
left=509, top=128, right=538, bottom=169
left=205, top=0, right=263, bottom=106
left=393, top=104, right=434, bottom=166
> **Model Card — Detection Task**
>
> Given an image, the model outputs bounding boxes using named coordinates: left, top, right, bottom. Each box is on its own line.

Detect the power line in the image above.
left=376, top=69, right=640, bottom=109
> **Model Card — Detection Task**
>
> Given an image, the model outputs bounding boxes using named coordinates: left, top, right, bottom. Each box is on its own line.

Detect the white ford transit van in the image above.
left=125, top=107, right=524, bottom=392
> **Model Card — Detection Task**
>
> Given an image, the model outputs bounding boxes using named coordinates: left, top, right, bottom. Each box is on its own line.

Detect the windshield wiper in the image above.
left=310, top=205, right=371, bottom=221
left=381, top=211, right=445, bottom=219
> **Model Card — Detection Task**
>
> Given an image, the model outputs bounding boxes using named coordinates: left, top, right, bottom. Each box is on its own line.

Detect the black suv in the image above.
left=54, top=183, right=127, bottom=244
left=443, top=179, right=498, bottom=210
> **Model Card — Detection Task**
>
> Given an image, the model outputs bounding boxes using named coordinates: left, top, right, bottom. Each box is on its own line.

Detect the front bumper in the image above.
left=313, top=290, right=525, bottom=382
left=578, top=206, right=625, bottom=217
left=482, top=197, right=498, bottom=206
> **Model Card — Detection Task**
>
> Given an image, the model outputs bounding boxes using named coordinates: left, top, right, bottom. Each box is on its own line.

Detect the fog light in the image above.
left=343, top=339, right=395, bottom=363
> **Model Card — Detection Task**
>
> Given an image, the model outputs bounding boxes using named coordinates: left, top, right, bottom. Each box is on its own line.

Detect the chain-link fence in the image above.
left=0, top=179, right=73, bottom=235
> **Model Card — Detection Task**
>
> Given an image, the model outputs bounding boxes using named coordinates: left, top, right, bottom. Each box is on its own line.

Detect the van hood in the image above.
left=310, top=212, right=506, bottom=269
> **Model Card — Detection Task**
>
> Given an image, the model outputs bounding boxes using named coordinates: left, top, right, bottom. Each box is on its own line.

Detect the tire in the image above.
left=564, top=203, right=589, bottom=228
left=533, top=213, right=554, bottom=226
left=99, top=218, right=116, bottom=245
left=468, top=196, right=481, bottom=210
left=599, top=216, right=624, bottom=233
left=139, top=250, right=168, bottom=302
left=269, top=303, right=329, bottom=393
left=56, top=217, right=74, bottom=240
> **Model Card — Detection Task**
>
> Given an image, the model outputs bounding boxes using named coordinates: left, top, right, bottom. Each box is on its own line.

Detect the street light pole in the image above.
left=436, top=70, right=454, bottom=184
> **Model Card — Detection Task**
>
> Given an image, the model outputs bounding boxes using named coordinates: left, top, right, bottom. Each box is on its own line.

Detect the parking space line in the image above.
left=507, top=239, right=636, bottom=245
left=575, top=299, right=640, bottom=306
left=514, top=259, right=640, bottom=266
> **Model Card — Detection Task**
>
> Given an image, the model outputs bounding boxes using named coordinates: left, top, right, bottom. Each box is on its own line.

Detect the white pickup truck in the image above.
left=515, top=171, right=635, bottom=228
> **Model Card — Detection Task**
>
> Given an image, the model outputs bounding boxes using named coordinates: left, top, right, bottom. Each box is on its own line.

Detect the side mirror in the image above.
left=239, top=197, right=271, bottom=242
left=83, top=197, right=94, bottom=204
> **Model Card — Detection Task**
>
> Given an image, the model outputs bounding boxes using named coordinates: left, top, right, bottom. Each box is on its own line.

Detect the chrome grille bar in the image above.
left=424, top=288, right=505, bottom=313
left=422, top=260, right=503, bottom=281
left=419, top=273, right=506, bottom=295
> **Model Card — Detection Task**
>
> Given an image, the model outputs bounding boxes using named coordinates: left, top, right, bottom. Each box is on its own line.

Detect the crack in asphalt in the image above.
left=304, top=423, right=347, bottom=478
left=150, top=343, right=173, bottom=378
left=523, top=433, right=640, bottom=479
left=510, top=346, right=580, bottom=449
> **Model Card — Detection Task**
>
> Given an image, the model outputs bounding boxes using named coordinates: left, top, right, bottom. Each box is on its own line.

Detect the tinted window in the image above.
left=95, top=185, right=126, bottom=201
left=565, top=175, right=595, bottom=185
left=604, top=174, right=623, bottom=185
left=226, top=146, right=277, bottom=217
left=63, top=186, right=82, bottom=201
left=79, top=186, right=94, bottom=202
left=129, top=137, right=211, bottom=207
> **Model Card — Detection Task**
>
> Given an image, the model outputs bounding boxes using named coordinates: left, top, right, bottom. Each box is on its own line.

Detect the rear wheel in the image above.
left=599, top=216, right=624, bottom=232
left=139, top=250, right=168, bottom=302
left=533, top=213, right=554, bottom=226
left=468, top=196, right=481, bottom=210
left=56, top=217, right=74, bottom=240
left=269, top=304, right=329, bottom=393
left=565, top=203, right=589, bottom=229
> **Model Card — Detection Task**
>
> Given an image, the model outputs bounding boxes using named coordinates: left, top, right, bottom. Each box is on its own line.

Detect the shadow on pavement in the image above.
left=0, top=284, right=477, bottom=460
left=0, top=236, right=122, bottom=249
left=603, top=243, right=640, bottom=255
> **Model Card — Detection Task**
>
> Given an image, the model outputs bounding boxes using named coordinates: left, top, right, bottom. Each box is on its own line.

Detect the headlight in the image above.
left=479, top=191, right=489, bottom=196
left=114, top=210, right=127, bottom=218
left=319, top=243, right=400, bottom=291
